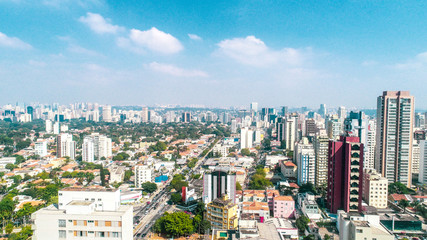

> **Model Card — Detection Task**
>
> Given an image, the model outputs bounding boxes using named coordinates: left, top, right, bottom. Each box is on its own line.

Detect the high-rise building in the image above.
left=250, top=102, right=258, bottom=113
left=203, top=170, right=236, bottom=204
left=362, top=169, right=388, bottom=209
left=284, top=117, right=297, bottom=151
left=319, top=104, right=327, bottom=118
left=327, top=136, right=363, bottom=213
left=295, top=139, right=315, bottom=185
left=32, top=187, right=133, bottom=240
left=412, top=141, right=420, bottom=175
left=305, top=119, right=319, bottom=137
left=53, top=122, right=60, bottom=135
left=26, top=106, right=34, bottom=121
left=240, top=127, right=253, bottom=149
left=338, top=106, right=346, bottom=120
left=82, top=137, right=95, bottom=162
left=182, top=112, right=191, bottom=123
left=419, top=140, right=427, bottom=184
left=327, top=117, right=343, bottom=140
left=45, top=120, right=53, bottom=134
left=134, top=165, right=152, bottom=188
left=415, top=113, right=425, bottom=128
left=344, top=111, right=376, bottom=169
left=82, top=133, right=112, bottom=161
left=231, top=119, right=237, bottom=133
left=314, top=130, right=329, bottom=187
left=141, top=107, right=148, bottom=123
left=375, top=91, right=414, bottom=187
left=56, top=133, right=76, bottom=160
left=281, top=106, right=288, bottom=116
left=102, top=105, right=112, bottom=122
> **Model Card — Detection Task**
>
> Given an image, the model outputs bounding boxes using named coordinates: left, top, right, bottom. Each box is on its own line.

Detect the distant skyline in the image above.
left=1, top=1, right=427, bottom=108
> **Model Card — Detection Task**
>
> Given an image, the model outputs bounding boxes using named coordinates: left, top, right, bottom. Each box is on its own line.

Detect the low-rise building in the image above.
left=206, top=195, right=238, bottom=230
left=273, top=196, right=295, bottom=218
left=241, top=202, right=270, bottom=221
left=297, top=193, right=322, bottom=221
left=32, top=187, right=133, bottom=240
left=337, top=210, right=393, bottom=240
left=280, top=161, right=297, bottom=180
left=362, top=168, right=388, bottom=209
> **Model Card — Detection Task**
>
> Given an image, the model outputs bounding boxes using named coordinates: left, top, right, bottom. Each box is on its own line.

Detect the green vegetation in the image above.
left=187, top=158, right=198, bottom=169
left=153, top=212, right=194, bottom=237
left=141, top=182, right=158, bottom=193
left=389, top=182, right=415, bottom=194
left=236, top=181, right=242, bottom=190
left=170, top=193, right=182, bottom=204
left=249, top=167, right=273, bottom=190
left=296, top=215, right=310, bottom=232
left=170, top=174, right=188, bottom=192
left=299, top=183, right=318, bottom=195
left=113, top=152, right=130, bottom=161
left=123, top=170, right=133, bottom=182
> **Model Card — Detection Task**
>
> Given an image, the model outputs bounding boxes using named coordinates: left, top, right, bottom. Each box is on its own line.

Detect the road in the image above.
left=132, top=137, right=218, bottom=238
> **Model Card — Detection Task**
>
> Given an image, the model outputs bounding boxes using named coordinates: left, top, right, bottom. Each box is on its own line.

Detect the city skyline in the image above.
left=2, top=1, right=427, bottom=107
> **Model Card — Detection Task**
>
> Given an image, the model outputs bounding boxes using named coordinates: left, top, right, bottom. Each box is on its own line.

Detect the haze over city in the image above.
left=1, top=0, right=427, bottom=108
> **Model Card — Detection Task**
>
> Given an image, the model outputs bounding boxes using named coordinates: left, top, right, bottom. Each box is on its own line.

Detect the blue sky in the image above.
left=1, top=0, right=427, bottom=109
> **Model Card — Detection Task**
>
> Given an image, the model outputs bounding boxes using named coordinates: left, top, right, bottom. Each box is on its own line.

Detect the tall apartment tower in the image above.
left=327, top=136, right=364, bottom=213
left=314, top=130, right=329, bottom=187
left=295, top=139, right=316, bottom=186
left=56, top=133, right=76, bottom=160
left=181, top=112, right=191, bottom=123
left=375, top=91, right=414, bottom=187
left=82, top=133, right=112, bottom=162
left=102, top=105, right=112, bottom=122
left=141, top=107, right=149, bottom=122
left=203, top=170, right=236, bottom=204
left=419, top=140, right=427, bottom=184
left=240, top=127, right=253, bottom=150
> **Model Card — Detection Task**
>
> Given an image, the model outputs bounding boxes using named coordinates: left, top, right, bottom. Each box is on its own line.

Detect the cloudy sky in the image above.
left=1, top=0, right=427, bottom=109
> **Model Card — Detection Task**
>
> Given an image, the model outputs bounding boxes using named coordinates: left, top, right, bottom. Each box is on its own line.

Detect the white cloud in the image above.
left=120, top=27, right=183, bottom=54
left=188, top=34, right=202, bottom=41
left=147, top=62, right=208, bottom=77
left=79, top=12, right=123, bottom=34
left=68, top=44, right=101, bottom=56
left=217, top=36, right=305, bottom=67
left=394, top=51, right=427, bottom=70
left=0, top=32, right=32, bottom=50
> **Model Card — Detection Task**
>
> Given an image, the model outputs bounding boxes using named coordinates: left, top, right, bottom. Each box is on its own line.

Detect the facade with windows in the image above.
left=206, top=194, right=238, bottom=230
left=376, top=91, right=414, bottom=187
left=31, top=188, right=132, bottom=240
left=134, top=164, right=152, bottom=188
left=362, top=169, right=388, bottom=209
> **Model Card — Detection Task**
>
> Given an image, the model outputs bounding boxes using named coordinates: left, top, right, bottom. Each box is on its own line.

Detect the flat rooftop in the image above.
left=68, top=200, right=93, bottom=206
left=60, top=187, right=118, bottom=192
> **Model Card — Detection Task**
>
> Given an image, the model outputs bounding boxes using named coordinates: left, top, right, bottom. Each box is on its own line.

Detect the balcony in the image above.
left=351, top=182, right=359, bottom=187
left=351, top=160, right=359, bottom=166
left=351, top=145, right=360, bottom=150
left=351, top=152, right=360, bottom=158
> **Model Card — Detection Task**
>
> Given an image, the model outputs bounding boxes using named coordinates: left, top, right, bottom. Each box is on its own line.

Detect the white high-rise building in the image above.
left=56, top=133, right=76, bottom=160
left=254, top=130, right=262, bottom=144
left=284, top=117, right=297, bottom=151
left=141, top=107, right=148, bottom=123
left=412, top=141, right=420, bottom=174
left=250, top=102, right=258, bottom=113
left=135, top=165, right=152, bottom=188
left=82, top=133, right=112, bottom=161
left=419, top=140, right=427, bottom=184
left=240, top=127, right=253, bottom=150
left=231, top=119, right=237, bottom=133
left=53, top=122, right=60, bottom=135
left=32, top=187, right=133, bottom=240
left=295, top=138, right=315, bottom=185
left=365, top=120, right=376, bottom=169
left=35, top=140, right=48, bottom=157
left=376, top=91, right=414, bottom=187
left=82, top=137, right=95, bottom=162
left=338, top=106, right=346, bottom=120
left=45, top=120, right=53, bottom=133
left=102, top=105, right=112, bottom=122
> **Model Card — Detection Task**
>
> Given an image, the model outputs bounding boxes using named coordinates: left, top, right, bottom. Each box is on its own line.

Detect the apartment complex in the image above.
left=203, top=170, right=236, bottom=204
left=273, top=196, right=295, bottom=218
left=314, top=131, right=329, bottom=187
left=57, top=133, right=76, bottom=160
left=206, top=194, right=238, bottom=230
left=134, top=165, right=152, bottom=188
left=295, top=139, right=315, bottom=185
left=32, top=187, right=133, bottom=240
left=362, top=168, right=388, bottom=209
left=376, top=91, right=414, bottom=187
left=327, top=136, right=364, bottom=213
left=82, top=133, right=112, bottom=162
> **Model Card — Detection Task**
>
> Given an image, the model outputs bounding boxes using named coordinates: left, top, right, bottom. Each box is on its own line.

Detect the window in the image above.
left=98, top=232, right=105, bottom=237
left=105, top=221, right=112, bottom=227
left=88, top=220, right=94, bottom=223
left=112, top=232, right=119, bottom=238
left=59, top=230, right=66, bottom=238
left=98, top=198, right=102, bottom=201
left=59, top=193, right=62, bottom=196
left=356, top=229, right=363, bottom=233
left=58, top=219, right=66, bottom=227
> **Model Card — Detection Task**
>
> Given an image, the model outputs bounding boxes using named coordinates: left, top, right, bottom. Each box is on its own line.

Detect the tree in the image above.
left=5, top=163, right=15, bottom=171
left=389, top=182, right=414, bottom=194
left=398, top=199, right=410, bottom=213
left=296, top=215, right=310, bottom=232
left=280, top=140, right=286, bottom=149
left=299, top=183, right=318, bottom=195
left=5, top=222, right=13, bottom=234
left=154, top=212, right=194, bottom=237
left=303, top=235, right=315, bottom=240
left=170, top=193, right=182, bottom=204
left=141, top=182, right=157, bottom=193
left=170, top=174, right=188, bottom=192
left=324, top=234, right=331, bottom=240
left=262, top=139, right=271, bottom=151
left=236, top=181, right=242, bottom=191
left=123, top=170, right=133, bottom=182
left=241, top=148, right=251, bottom=156
left=100, top=165, right=106, bottom=186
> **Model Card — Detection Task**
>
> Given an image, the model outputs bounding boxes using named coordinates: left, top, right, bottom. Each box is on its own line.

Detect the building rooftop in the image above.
left=68, top=200, right=93, bottom=206
left=274, top=196, right=293, bottom=201
left=60, top=187, right=118, bottom=192
left=352, top=220, right=370, bottom=227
